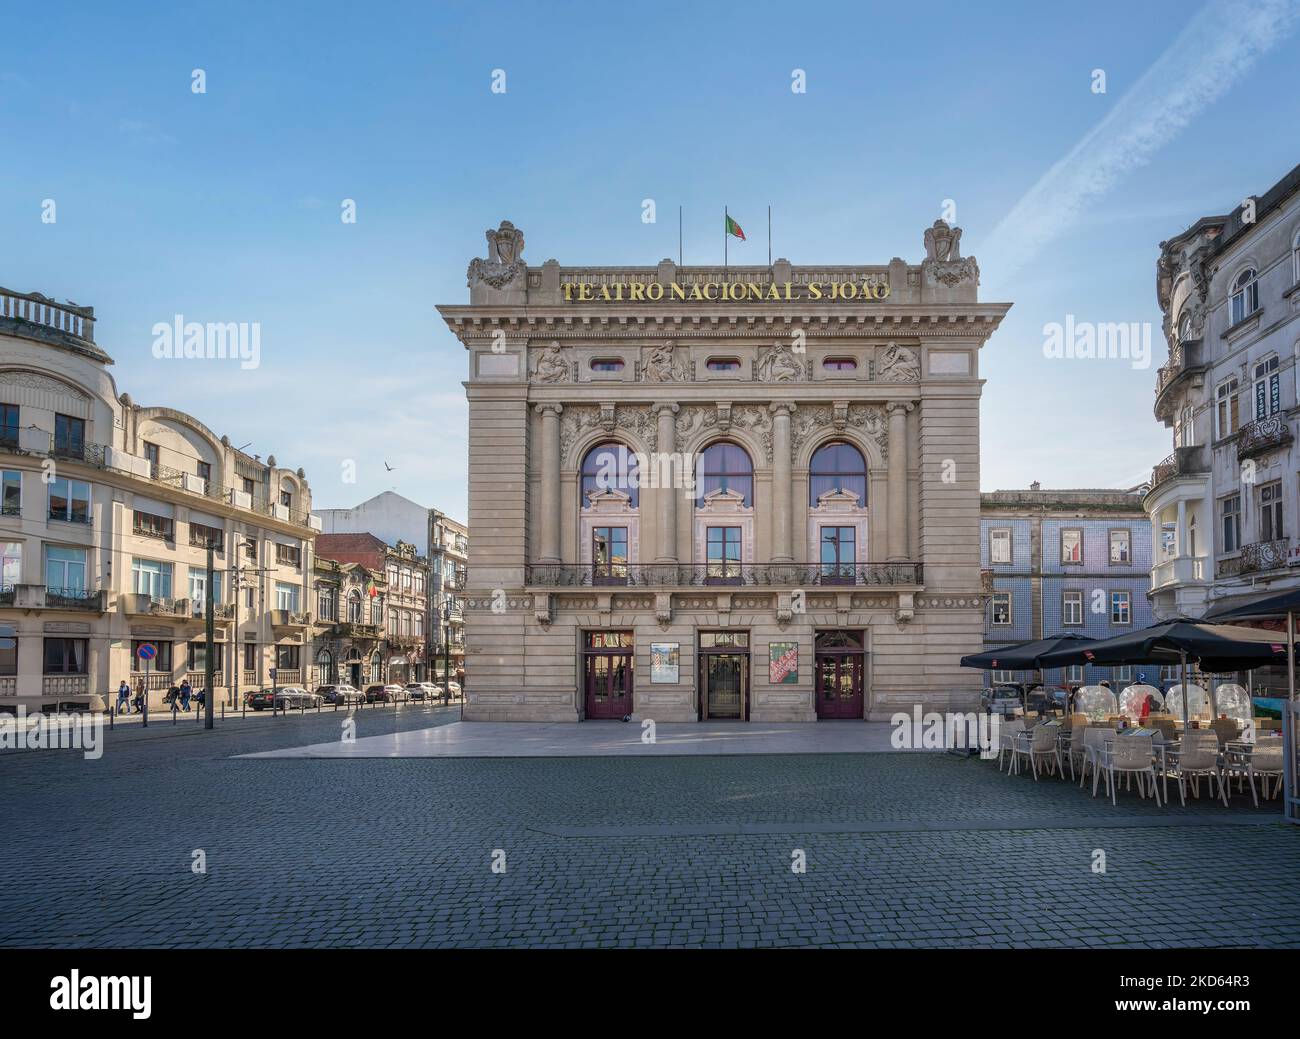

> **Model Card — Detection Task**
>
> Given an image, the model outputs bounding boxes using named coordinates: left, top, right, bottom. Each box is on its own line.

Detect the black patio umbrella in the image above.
left=1036, top=619, right=1296, bottom=730
left=960, top=634, right=1096, bottom=715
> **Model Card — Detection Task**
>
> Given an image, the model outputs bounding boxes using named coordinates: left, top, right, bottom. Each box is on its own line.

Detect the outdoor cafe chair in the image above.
left=1247, top=737, right=1285, bottom=807
left=1011, top=723, right=1062, bottom=780
left=1147, top=717, right=1177, bottom=743
left=1097, top=732, right=1162, bottom=807
left=1167, top=731, right=1229, bottom=808
left=1209, top=718, right=1240, bottom=747
left=997, top=719, right=1026, bottom=773
left=1078, top=725, right=1116, bottom=793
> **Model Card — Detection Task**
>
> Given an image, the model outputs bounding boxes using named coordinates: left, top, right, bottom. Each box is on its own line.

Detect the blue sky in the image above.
left=3, top=0, right=1299, bottom=522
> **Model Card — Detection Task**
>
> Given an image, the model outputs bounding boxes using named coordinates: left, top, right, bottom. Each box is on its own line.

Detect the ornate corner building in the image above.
left=437, top=220, right=1010, bottom=721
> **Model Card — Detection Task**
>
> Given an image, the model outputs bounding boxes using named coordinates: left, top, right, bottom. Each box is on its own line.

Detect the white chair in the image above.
left=1247, top=738, right=1285, bottom=807
left=1011, top=723, right=1062, bottom=780
left=1079, top=726, right=1116, bottom=794
left=1098, top=733, right=1162, bottom=807
left=1169, top=731, right=1228, bottom=807
left=997, top=719, right=1026, bottom=773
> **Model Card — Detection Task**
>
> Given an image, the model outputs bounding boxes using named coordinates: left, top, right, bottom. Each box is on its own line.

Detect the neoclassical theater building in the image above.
left=438, top=220, right=1010, bottom=721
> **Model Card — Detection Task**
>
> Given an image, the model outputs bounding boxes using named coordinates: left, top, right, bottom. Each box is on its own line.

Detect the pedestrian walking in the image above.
left=115, top=679, right=131, bottom=714
left=179, top=679, right=192, bottom=712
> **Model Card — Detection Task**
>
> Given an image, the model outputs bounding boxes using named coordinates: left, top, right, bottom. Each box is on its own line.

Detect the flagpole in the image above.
left=768, top=205, right=772, bottom=266
left=724, top=206, right=728, bottom=269
left=678, top=206, right=683, bottom=267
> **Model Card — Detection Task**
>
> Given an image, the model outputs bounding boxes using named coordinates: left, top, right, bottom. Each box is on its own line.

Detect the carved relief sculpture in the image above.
left=755, top=342, right=803, bottom=382
left=876, top=343, right=920, bottom=382
left=466, top=219, right=527, bottom=291
left=921, top=219, right=979, bottom=288
left=531, top=341, right=570, bottom=384
left=641, top=340, right=686, bottom=382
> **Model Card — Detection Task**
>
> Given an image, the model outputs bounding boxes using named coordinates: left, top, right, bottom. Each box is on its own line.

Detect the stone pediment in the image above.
left=814, top=487, right=862, bottom=509
left=584, top=486, right=634, bottom=511
left=698, top=486, right=750, bottom=512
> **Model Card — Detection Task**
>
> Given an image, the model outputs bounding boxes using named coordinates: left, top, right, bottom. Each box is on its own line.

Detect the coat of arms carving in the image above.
left=467, top=220, right=527, bottom=290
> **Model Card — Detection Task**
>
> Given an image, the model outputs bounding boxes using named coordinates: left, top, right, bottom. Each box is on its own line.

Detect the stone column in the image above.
left=886, top=402, right=913, bottom=561
left=654, top=403, right=679, bottom=563
left=1176, top=498, right=1187, bottom=557
left=770, top=403, right=796, bottom=562
left=535, top=403, right=563, bottom=563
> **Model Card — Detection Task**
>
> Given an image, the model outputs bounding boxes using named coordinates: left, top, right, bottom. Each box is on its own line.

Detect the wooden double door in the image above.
left=584, top=631, right=634, bottom=719
left=815, top=630, right=866, bottom=719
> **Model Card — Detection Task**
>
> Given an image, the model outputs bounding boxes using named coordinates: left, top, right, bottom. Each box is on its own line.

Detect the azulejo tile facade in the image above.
left=437, top=219, right=1011, bottom=721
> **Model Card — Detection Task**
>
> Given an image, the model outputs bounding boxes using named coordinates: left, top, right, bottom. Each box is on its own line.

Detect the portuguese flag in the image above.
left=725, top=214, right=746, bottom=240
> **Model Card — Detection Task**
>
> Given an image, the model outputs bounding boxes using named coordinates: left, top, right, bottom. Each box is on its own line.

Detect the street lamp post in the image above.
left=443, top=602, right=451, bottom=705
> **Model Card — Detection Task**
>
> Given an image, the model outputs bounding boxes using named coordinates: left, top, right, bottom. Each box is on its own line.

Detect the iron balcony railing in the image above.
left=524, top=562, right=923, bottom=588
left=1236, top=416, right=1294, bottom=461
left=44, top=586, right=105, bottom=611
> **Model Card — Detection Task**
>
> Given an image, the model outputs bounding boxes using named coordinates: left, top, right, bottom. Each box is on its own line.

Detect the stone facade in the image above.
left=1146, top=162, right=1300, bottom=618
left=0, top=287, right=319, bottom=711
left=437, top=220, right=1010, bottom=721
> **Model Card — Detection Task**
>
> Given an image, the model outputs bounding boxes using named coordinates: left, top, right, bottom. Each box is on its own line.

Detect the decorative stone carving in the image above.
left=845, top=403, right=888, bottom=462
left=791, top=403, right=887, bottom=462
left=531, top=341, right=570, bottom=384
left=923, top=257, right=980, bottom=288
left=559, top=404, right=602, bottom=463
left=756, top=342, right=803, bottom=382
left=923, top=219, right=962, bottom=261
left=466, top=220, right=527, bottom=290
left=619, top=405, right=658, bottom=452
left=675, top=403, right=771, bottom=460
left=877, top=343, right=920, bottom=382
left=641, top=340, right=687, bottom=382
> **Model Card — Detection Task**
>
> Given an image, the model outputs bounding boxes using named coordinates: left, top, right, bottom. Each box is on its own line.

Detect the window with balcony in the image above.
left=1110, top=591, right=1131, bottom=625
left=48, top=478, right=91, bottom=524
left=699, top=441, right=753, bottom=506
left=401, top=568, right=412, bottom=590
left=1222, top=494, right=1241, bottom=553
left=188, top=570, right=221, bottom=607
left=43, top=637, right=86, bottom=674
left=1216, top=377, right=1240, bottom=439
left=1061, top=529, right=1083, bottom=564
left=53, top=414, right=84, bottom=457
left=1253, top=355, right=1281, bottom=419
left=280, top=489, right=293, bottom=509
left=132, top=558, right=172, bottom=599
left=1, top=470, right=20, bottom=516
left=0, top=403, right=17, bottom=448
left=592, top=526, right=628, bottom=584
left=1260, top=482, right=1284, bottom=542
left=1109, top=529, right=1130, bottom=564
left=196, top=461, right=211, bottom=489
left=275, top=582, right=299, bottom=611
left=275, top=542, right=301, bottom=567
left=1230, top=267, right=1259, bottom=326
left=143, top=441, right=160, bottom=477
left=45, top=546, right=87, bottom=593
left=1063, top=590, right=1083, bottom=626
left=190, top=521, right=223, bottom=550
left=990, top=591, right=1011, bottom=626
left=1, top=542, right=21, bottom=588
left=133, top=509, right=174, bottom=541
left=318, top=589, right=336, bottom=622
left=706, top=525, right=742, bottom=583
left=347, top=590, right=363, bottom=623
left=131, top=639, right=172, bottom=673
left=819, top=526, right=856, bottom=582
left=989, top=528, right=1011, bottom=564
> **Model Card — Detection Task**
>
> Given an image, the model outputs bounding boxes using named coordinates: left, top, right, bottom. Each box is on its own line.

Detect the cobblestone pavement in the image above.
left=2, top=707, right=1297, bottom=948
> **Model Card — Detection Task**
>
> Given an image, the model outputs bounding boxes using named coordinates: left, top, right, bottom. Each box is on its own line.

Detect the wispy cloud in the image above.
left=979, top=0, right=1300, bottom=280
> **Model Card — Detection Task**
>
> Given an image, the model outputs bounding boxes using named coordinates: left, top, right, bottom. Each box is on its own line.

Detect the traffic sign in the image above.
left=136, top=642, right=158, bottom=661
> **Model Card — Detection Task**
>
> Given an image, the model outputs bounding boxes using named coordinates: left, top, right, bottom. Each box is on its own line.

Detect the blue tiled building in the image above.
left=980, top=485, right=1154, bottom=689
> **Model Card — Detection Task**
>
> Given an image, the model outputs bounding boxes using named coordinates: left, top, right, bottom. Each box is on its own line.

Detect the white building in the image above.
left=1147, top=162, right=1300, bottom=619
left=0, top=287, right=321, bottom=711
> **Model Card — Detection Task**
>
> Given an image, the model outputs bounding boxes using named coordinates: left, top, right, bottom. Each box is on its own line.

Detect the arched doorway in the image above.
left=344, top=651, right=363, bottom=689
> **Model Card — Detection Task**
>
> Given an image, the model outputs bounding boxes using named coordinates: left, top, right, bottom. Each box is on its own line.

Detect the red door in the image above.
left=584, top=632, right=634, bottom=719
left=816, top=653, right=864, bottom=719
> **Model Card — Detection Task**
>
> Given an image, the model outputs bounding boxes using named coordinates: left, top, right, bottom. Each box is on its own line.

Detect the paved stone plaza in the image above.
left=1, top=707, right=1298, bottom=948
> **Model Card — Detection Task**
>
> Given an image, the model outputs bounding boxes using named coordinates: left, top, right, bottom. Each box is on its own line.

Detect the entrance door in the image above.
left=584, top=631, right=634, bottom=719
left=348, top=661, right=362, bottom=687
left=815, top=630, right=865, bottom=719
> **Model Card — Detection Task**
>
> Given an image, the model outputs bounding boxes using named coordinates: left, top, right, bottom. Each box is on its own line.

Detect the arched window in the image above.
left=1177, top=311, right=1192, bottom=343
left=1230, top=267, right=1258, bottom=326
left=370, top=651, right=383, bottom=684
left=581, top=441, right=640, bottom=507
left=809, top=441, right=867, bottom=505
left=315, top=648, right=333, bottom=684
left=698, top=441, right=753, bottom=505
left=347, top=589, right=362, bottom=623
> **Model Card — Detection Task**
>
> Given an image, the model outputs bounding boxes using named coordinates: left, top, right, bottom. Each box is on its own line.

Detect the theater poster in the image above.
left=769, top=642, right=798, bottom=684
left=650, top=643, right=679, bottom=683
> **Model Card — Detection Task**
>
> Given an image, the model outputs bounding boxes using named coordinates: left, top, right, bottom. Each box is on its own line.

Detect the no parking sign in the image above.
left=136, top=643, right=158, bottom=662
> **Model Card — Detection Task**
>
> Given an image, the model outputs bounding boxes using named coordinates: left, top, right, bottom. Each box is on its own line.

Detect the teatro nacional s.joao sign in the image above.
left=560, top=279, right=892, bottom=303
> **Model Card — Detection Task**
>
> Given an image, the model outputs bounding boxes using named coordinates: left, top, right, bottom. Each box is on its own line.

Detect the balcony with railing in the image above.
left=1151, top=555, right=1205, bottom=589
left=1220, top=539, right=1291, bottom=577
left=332, top=621, right=381, bottom=640
left=1, top=288, right=97, bottom=349
left=524, top=561, right=923, bottom=588
left=1236, top=416, right=1294, bottom=462
left=5, top=585, right=106, bottom=611
left=270, top=609, right=311, bottom=629
left=1153, top=337, right=1205, bottom=421
left=42, top=674, right=89, bottom=697
left=1147, top=444, right=1208, bottom=496
left=122, top=593, right=188, bottom=618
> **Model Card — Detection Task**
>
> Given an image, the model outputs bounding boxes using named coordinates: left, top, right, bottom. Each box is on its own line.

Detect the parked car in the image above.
left=275, top=686, right=322, bottom=709
left=405, top=682, right=439, bottom=701
left=981, top=685, right=1027, bottom=716
left=443, top=681, right=462, bottom=700
left=316, top=684, right=363, bottom=705
left=364, top=683, right=404, bottom=703
left=247, top=688, right=276, bottom=711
